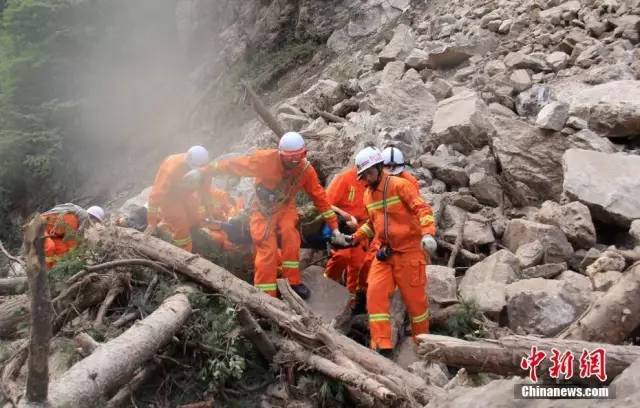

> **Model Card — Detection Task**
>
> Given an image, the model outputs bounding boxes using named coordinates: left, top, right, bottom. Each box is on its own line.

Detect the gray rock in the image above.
left=465, top=146, right=497, bottom=176
left=563, top=149, right=640, bottom=227
left=546, top=51, right=570, bottom=71
left=515, top=85, right=554, bottom=117
left=405, top=48, right=430, bottom=70
left=630, top=220, right=640, bottom=245
left=539, top=0, right=581, bottom=25
left=327, top=28, right=349, bottom=52
left=434, top=164, right=469, bottom=187
left=428, top=179, right=447, bottom=194
left=566, top=116, right=587, bottom=130
left=302, top=266, right=350, bottom=323
left=277, top=113, right=310, bottom=131
left=503, top=219, right=574, bottom=264
left=488, top=102, right=517, bottom=118
left=505, top=275, right=589, bottom=336
left=504, top=52, right=549, bottom=72
left=498, top=19, right=512, bottom=34
left=451, top=193, right=482, bottom=212
left=379, top=23, right=415, bottom=63
left=521, top=263, right=567, bottom=279
left=535, top=201, right=596, bottom=250
left=287, top=79, right=346, bottom=114
left=485, top=60, right=507, bottom=76
left=579, top=248, right=602, bottom=274
left=469, top=172, right=502, bottom=207
left=425, top=44, right=472, bottom=69
left=535, top=101, right=570, bottom=131
left=381, top=60, right=406, bottom=84
left=459, top=250, right=520, bottom=316
left=427, top=265, right=458, bottom=305
left=566, top=129, right=618, bottom=154
left=509, top=69, right=532, bottom=92
left=441, top=206, right=496, bottom=247
left=556, top=270, right=593, bottom=313
left=611, top=15, right=640, bottom=44
left=490, top=115, right=571, bottom=203
left=430, top=90, right=493, bottom=153
left=516, top=240, right=544, bottom=269
left=567, top=80, right=640, bottom=138
left=407, top=361, right=450, bottom=387
left=586, top=250, right=626, bottom=277
left=593, top=271, right=623, bottom=291
left=425, top=78, right=453, bottom=101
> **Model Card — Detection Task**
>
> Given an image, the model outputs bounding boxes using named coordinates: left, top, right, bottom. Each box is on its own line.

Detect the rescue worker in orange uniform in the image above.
left=200, top=186, right=239, bottom=251
left=202, top=132, right=348, bottom=299
left=324, top=166, right=369, bottom=313
left=42, top=204, right=105, bottom=268
left=348, top=147, right=437, bottom=358
left=359, top=146, right=422, bottom=285
left=145, top=146, right=214, bottom=252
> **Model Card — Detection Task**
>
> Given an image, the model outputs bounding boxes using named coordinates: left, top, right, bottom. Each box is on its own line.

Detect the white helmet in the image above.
left=382, top=147, right=405, bottom=175
left=355, top=147, right=384, bottom=177
left=279, top=132, right=305, bottom=154
left=87, top=206, right=105, bottom=222
left=186, top=145, right=210, bottom=169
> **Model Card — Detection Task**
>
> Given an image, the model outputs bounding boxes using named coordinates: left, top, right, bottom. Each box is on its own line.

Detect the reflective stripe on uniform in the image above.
left=420, top=214, right=434, bottom=225
left=281, top=261, right=299, bottom=269
left=366, top=196, right=401, bottom=211
left=173, top=236, right=192, bottom=246
left=321, top=209, right=337, bottom=220
left=348, top=186, right=355, bottom=202
left=147, top=206, right=159, bottom=214
left=45, top=255, right=61, bottom=263
left=411, top=311, right=429, bottom=324
left=361, top=224, right=374, bottom=238
left=255, top=283, right=278, bottom=292
left=368, top=313, right=391, bottom=322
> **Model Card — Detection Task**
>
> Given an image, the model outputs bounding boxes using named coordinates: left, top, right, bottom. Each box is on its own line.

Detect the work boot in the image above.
left=378, top=348, right=394, bottom=359
left=350, top=290, right=367, bottom=315
left=291, top=283, right=311, bottom=300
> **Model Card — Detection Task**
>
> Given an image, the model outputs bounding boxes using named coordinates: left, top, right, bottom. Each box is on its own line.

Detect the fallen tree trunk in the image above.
left=48, top=289, right=192, bottom=407
left=86, top=226, right=443, bottom=405
left=436, top=239, right=485, bottom=263
left=105, top=360, right=160, bottom=408
left=0, top=295, right=30, bottom=339
left=559, top=262, right=640, bottom=344
left=23, top=215, right=53, bottom=405
left=0, top=277, right=28, bottom=296
left=416, top=334, right=640, bottom=382
left=243, top=83, right=285, bottom=139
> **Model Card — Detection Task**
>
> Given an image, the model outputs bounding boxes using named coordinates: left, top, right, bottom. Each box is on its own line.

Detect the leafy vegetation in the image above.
left=434, top=299, right=487, bottom=339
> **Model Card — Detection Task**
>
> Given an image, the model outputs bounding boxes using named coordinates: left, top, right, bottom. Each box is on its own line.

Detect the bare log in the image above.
left=112, top=312, right=139, bottom=329
left=417, top=334, right=640, bottom=381
left=318, top=111, right=346, bottom=123
left=85, top=226, right=443, bottom=405
left=236, top=307, right=277, bottom=362
left=74, top=333, right=100, bottom=357
left=94, top=275, right=128, bottom=327
left=274, top=338, right=397, bottom=403
left=447, top=213, right=467, bottom=268
left=105, top=360, right=160, bottom=408
left=436, top=239, right=485, bottom=263
left=48, top=289, right=192, bottom=407
left=67, top=258, right=174, bottom=285
left=23, top=215, right=53, bottom=404
left=0, top=277, right=28, bottom=296
left=559, top=262, right=640, bottom=343
left=0, top=240, right=25, bottom=269
left=243, top=82, right=285, bottom=138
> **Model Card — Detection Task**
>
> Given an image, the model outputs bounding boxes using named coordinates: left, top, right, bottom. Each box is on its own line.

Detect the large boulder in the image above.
left=565, top=80, right=640, bottom=138
left=469, top=172, right=502, bottom=207
left=489, top=115, right=571, bottom=203
left=515, top=85, right=554, bottom=117
left=566, top=129, right=618, bottom=154
left=503, top=219, right=573, bottom=264
left=505, top=275, right=590, bottom=336
left=441, top=205, right=496, bottom=247
left=535, top=101, right=569, bottom=131
left=535, top=201, right=596, bottom=250
left=379, top=23, right=415, bottom=63
left=360, top=72, right=437, bottom=129
left=430, top=91, right=494, bottom=153
left=427, top=265, right=457, bottom=305
left=302, top=266, right=350, bottom=323
left=425, top=44, right=472, bottom=69
left=563, top=149, right=640, bottom=227
left=516, top=240, right=544, bottom=269
left=459, top=250, right=520, bottom=316
left=286, top=79, right=346, bottom=114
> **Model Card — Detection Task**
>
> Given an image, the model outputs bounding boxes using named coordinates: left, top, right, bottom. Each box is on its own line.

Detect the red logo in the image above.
left=521, top=346, right=608, bottom=383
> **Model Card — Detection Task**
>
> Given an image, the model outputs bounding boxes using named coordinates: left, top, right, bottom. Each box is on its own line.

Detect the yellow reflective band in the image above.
left=173, top=236, right=192, bottom=246
left=411, top=311, right=429, bottom=324
left=369, top=313, right=391, bottom=322
left=321, top=210, right=337, bottom=219
left=361, top=224, right=374, bottom=238
left=348, top=187, right=355, bottom=202
left=420, top=215, right=434, bottom=225
left=281, top=261, right=299, bottom=269
left=45, top=255, right=61, bottom=262
left=366, top=196, right=401, bottom=211
left=209, top=161, right=219, bottom=169
left=255, top=283, right=277, bottom=292
left=147, top=206, right=159, bottom=214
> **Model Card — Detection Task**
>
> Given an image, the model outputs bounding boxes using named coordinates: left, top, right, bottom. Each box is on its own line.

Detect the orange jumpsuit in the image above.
left=360, top=170, right=422, bottom=281
left=200, top=188, right=237, bottom=250
left=41, top=204, right=87, bottom=268
left=208, top=150, right=338, bottom=296
left=148, top=154, right=213, bottom=252
left=324, top=167, right=369, bottom=295
left=353, top=172, right=436, bottom=351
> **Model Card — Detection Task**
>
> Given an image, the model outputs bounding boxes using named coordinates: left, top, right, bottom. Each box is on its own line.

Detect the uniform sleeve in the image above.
left=396, top=180, right=436, bottom=236
left=326, top=173, right=346, bottom=206
left=206, top=152, right=263, bottom=178
left=198, top=173, right=215, bottom=218
left=354, top=220, right=375, bottom=243
left=302, top=166, right=339, bottom=231
left=147, top=160, right=181, bottom=227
